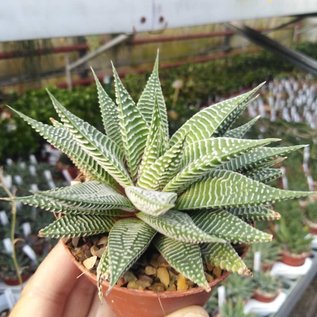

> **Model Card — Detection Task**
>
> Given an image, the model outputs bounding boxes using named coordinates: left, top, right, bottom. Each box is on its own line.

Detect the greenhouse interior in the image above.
left=1, top=1, right=317, bottom=317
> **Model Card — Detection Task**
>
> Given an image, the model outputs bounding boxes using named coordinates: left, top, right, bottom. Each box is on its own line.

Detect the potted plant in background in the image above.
left=276, top=215, right=312, bottom=266
left=252, top=272, right=281, bottom=303
left=4, top=53, right=313, bottom=317
left=217, top=298, right=256, bottom=317
left=245, top=242, right=281, bottom=272
left=303, top=199, right=317, bottom=235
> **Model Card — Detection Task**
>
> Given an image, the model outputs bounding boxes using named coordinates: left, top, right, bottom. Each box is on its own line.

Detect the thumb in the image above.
left=166, top=305, right=209, bottom=317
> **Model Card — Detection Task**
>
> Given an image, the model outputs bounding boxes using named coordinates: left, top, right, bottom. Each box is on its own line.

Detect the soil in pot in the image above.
left=281, top=250, right=309, bottom=267
left=64, top=235, right=239, bottom=317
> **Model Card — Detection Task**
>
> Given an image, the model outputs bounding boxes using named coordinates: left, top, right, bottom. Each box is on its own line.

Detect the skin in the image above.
left=10, top=241, right=208, bottom=317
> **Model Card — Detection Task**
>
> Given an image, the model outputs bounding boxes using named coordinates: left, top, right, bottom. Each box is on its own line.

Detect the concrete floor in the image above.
left=289, top=276, right=317, bottom=317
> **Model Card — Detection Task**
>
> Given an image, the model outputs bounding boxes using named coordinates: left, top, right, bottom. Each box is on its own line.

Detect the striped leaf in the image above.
left=112, top=64, right=148, bottom=180
left=177, top=170, right=312, bottom=210
left=137, top=51, right=169, bottom=151
left=8, top=107, right=115, bottom=186
left=47, top=92, right=133, bottom=187
left=170, top=83, right=263, bottom=146
left=201, top=243, right=250, bottom=275
left=226, top=206, right=280, bottom=221
left=108, top=219, right=156, bottom=292
left=39, top=214, right=115, bottom=238
left=180, top=138, right=278, bottom=168
left=213, top=92, right=262, bottom=137
left=246, top=168, right=283, bottom=184
left=34, top=181, right=134, bottom=211
left=91, top=68, right=122, bottom=146
left=138, top=98, right=163, bottom=178
left=125, top=186, right=177, bottom=216
left=137, top=139, right=184, bottom=190
left=164, top=138, right=278, bottom=193
left=154, top=235, right=210, bottom=291
left=137, top=210, right=225, bottom=244
left=219, top=145, right=306, bottom=172
left=224, top=116, right=261, bottom=139
left=15, top=194, right=126, bottom=216
left=190, top=210, right=272, bottom=243
left=97, top=247, right=110, bottom=300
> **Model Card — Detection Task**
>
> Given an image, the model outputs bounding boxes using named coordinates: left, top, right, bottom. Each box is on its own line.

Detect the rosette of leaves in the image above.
left=7, top=53, right=313, bottom=294
left=252, top=272, right=281, bottom=295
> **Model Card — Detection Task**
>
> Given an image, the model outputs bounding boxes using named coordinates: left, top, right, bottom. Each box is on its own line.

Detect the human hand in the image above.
left=10, top=241, right=114, bottom=317
left=10, top=241, right=209, bottom=317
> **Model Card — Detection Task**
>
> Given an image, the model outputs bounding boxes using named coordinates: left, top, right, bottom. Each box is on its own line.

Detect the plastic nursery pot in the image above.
left=281, top=250, right=309, bottom=267
left=253, top=289, right=280, bottom=303
left=0, top=273, right=31, bottom=286
left=62, top=242, right=230, bottom=317
left=304, top=218, right=317, bottom=235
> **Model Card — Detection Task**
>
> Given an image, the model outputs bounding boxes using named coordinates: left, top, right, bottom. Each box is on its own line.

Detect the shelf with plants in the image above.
left=0, top=160, right=68, bottom=297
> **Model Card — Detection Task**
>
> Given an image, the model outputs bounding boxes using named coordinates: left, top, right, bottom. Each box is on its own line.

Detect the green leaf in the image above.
left=108, top=219, right=156, bottom=293
left=96, top=247, right=110, bottom=300
left=47, top=92, right=133, bottom=187
left=219, top=145, right=306, bottom=172
left=91, top=68, right=122, bottom=146
left=224, top=116, right=261, bottom=139
left=138, top=98, right=163, bottom=178
left=190, top=210, right=272, bottom=243
left=8, top=107, right=115, bottom=186
left=112, top=64, right=148, bottom=180
left=35, top=181, right=134, bottom=211
left=137, top=51, right=169, bottom=151
left=137, top=139, right=184, bottom=190
left=15, top=194, right=126, bottom=216
left=201, top=243, right=250, bottom=275
left=170, top=84, right=263, bottom=146
left=177, top=170, right=312, bottom=210
left=164, top=138, right=278, bottom=193
left=137, top=210, right=225, bottom=244
left=154, top=235, right=210, bottom=291
left=125, top=186, right=176, bottom=216
left=39, top=214, right=115, bottom=238
left=226, top=206, right=280, bottom=221
left=246, top=167, right=283, bottom=184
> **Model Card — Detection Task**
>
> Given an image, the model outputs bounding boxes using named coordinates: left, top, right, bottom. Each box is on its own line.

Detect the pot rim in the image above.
left=62, top=240, right=232, bottom=298
left=281, top=249, right=310, bottom=259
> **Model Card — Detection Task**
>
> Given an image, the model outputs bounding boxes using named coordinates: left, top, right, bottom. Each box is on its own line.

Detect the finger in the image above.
left=63, top=274, right=96, bottom=317
left=11, top=241, right=80, bottom=317
left=87, top=293, right=116, bottom=317
left=165, top=305, right=209, bottom=317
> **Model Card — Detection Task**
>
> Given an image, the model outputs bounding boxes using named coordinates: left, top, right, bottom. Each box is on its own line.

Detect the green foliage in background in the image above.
left=1, top=42, right=317, bottom=162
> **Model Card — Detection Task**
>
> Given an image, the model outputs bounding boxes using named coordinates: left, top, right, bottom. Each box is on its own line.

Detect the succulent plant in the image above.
left=7, top=53, right=312, bottom=295
left=252, top=272, right=280, bottom=295
left=305, top=200, right=317, bottom=223
left=220, top=298, right=256, bottom=317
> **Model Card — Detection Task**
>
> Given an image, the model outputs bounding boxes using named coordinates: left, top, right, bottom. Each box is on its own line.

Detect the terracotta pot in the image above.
left=63, top=242, right=231, bottom=317
left=253, top=289, right=279, bottom=303
left=0, top=273, right=30, bottom=286
left=281, top=250, right=309, bottom=267
left=304, top=218, right=317, bottom=235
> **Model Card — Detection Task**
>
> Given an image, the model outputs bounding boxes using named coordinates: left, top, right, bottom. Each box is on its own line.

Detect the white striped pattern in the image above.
left=201, top=243, right=250, bottom=275
left=39, top=214, right=115, bottom=238
left=137, top=210, right=225, bottom=244
left=108, top=219, right=156, bottom=292
left=177, top=170, right=312, bottom=210
left=112, top=64, right=148, bottom=180
left=125, top=186, right=176, bottom=216
left=48, top=91, right=133, bottom=187
left=191, top=210, right=272, bottom=244
left=91, top=68, right=122, bottom=147
left=154, top=235, right=210, bottom=291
